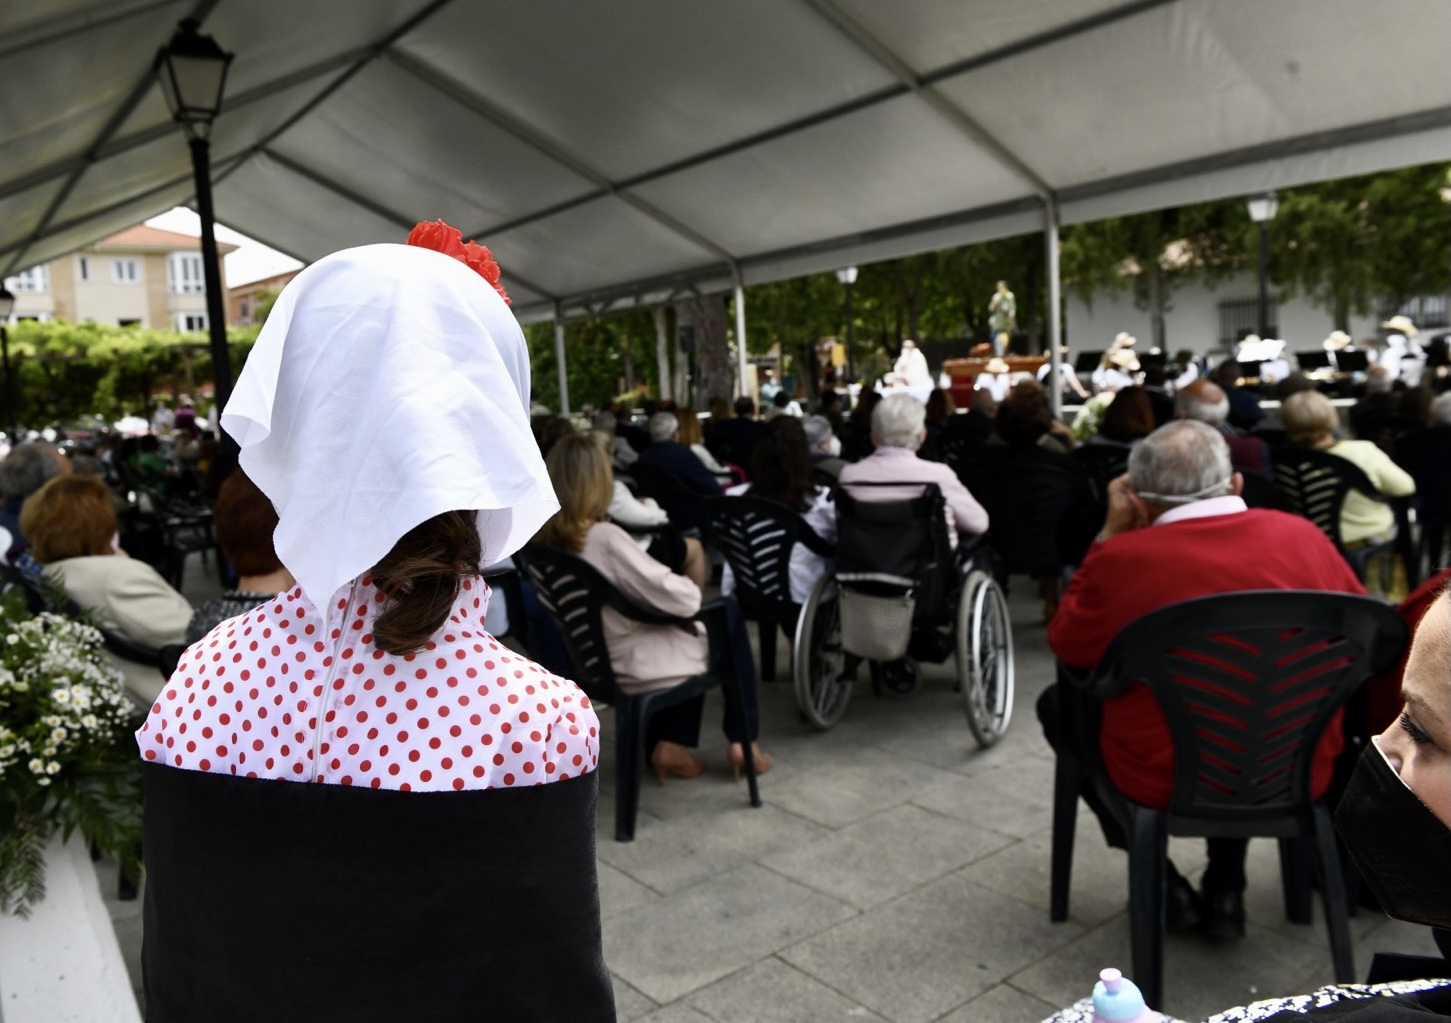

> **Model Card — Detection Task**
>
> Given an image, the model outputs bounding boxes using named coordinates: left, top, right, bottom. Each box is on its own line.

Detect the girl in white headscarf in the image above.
left=136, top=230, right=614, bottom=1023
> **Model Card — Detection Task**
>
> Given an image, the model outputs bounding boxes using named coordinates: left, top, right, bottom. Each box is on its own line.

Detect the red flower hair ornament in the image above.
left=405, top=219, right=510, bottom=305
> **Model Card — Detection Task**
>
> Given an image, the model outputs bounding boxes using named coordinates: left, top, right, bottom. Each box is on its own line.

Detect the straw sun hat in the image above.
left=1382, top=315, right=1418, bottom=337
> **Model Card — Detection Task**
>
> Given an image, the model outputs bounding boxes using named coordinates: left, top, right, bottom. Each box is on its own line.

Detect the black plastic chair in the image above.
left=698, top=495, right=834, bottom=682
left=138, top=484, right=217, bottom=589
left=1070, top=444, right=1131, bottom=512
left=518, top=543, right=760, bottom=842
left=0, top=562, right=45, bottom=613
left=1048, top=590, right=1407, bottom=1010
left=480, top=560, right=531, bottom=651
left=1273, top=446, right=1416, bottom=586
left=962, top=456, right=1085, bottom=598
left=1237, top=467, right=1280, bottom=510
left=1398, top=427, right=1451, bottom=576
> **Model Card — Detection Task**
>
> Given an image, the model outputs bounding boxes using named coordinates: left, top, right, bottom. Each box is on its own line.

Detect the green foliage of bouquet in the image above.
left=0, top=592, right=142, bottom=917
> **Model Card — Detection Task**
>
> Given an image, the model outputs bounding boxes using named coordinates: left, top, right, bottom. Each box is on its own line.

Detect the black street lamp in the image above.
left=1246, top=191, right=1279, bottom=339
left=155, top=19, right=235, bottom=412
left=0, top=285, right=16, bottom=439
left=836, top=266, right=858, bottom=395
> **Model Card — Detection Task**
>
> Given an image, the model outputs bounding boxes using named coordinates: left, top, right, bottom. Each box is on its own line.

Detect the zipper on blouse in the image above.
left=308, top=582, right=354, bottom=783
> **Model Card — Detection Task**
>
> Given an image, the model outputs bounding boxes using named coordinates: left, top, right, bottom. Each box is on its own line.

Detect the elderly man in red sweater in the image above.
left=1041, top=420, right=1363, bottom=937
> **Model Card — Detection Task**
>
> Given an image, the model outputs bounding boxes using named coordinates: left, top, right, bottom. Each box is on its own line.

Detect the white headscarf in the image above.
left=221, top=243, right=558, bottom=607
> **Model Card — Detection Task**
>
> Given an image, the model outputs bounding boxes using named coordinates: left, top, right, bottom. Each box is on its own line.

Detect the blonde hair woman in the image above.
left=1281, top=390, right=1415, bottom=546
left=676, top=406, right=734, bottom=485
left=539, top=432, right=770, bottom=782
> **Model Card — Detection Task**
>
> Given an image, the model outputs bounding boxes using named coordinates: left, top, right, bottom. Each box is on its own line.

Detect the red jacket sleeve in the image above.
left=1046, top=538, right=1123, bottom=670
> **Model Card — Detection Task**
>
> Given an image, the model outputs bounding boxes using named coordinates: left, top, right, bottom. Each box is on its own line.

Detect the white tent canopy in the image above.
left=3, top=0, right=1450, bottom=330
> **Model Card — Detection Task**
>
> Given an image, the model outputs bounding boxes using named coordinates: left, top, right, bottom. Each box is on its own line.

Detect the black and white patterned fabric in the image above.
left=1041, top=979, right=1451, bottom=1023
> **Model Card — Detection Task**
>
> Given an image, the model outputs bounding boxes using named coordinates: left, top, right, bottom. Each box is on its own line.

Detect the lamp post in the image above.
left=0, top=285, right=15, bottom=439
left=1246, top=191, right=1279, bottom=339
left=155, top=19, right=235, bottom=413
left=836, top=266, right=858, bottom=394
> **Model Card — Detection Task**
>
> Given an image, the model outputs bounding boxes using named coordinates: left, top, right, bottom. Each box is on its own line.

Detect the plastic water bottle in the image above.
left=1092, top=967, right=1157, bottom=1023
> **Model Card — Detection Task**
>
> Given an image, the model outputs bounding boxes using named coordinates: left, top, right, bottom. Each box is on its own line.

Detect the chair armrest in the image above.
left=798, top=527, right=836, bottom=559
left=610, top=516, right=671, bottom=537
left=102, top=627, right=162, bottom=669
left=603, top=585, right=701, bottom=629
left=1059, top=657, right=1126, bottom=700
left=696, top=598, right=733, bottom=676
left=1057, top=660, right=1096, bottom=692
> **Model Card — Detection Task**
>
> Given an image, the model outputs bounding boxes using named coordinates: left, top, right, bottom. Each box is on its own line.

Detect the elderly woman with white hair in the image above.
left=836, top=392, right=989, bottom=547
left=802, top=414, right=846, bottom=480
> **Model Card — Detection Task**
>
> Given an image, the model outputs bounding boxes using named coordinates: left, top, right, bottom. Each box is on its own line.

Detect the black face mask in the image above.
left=1334, top=742, right=1451, bottom=931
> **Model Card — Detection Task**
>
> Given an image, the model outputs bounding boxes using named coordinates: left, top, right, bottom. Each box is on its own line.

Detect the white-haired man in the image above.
left=633, top=410, right=726, bottom=530
left=1041, top=420, right=1364, bottom=938
left=1174, top=380, right=1271, bottom=477
left=837, top=393, right=988, bottom=547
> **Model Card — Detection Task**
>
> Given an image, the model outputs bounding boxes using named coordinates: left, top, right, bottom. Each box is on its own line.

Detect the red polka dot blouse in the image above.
left=137, top=576, right=600, bottom=791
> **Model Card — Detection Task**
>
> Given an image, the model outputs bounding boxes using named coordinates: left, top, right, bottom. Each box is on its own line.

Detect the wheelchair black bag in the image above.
left=834, top=482, right=952, bottom=622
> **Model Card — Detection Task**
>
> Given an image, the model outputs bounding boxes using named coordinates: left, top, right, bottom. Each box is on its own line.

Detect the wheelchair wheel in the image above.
left=793, top=572, right=852, bottom=730
left=956, top=569, right=1014, bottom=747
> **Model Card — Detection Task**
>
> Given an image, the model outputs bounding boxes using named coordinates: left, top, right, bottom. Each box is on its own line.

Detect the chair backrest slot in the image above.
left=699, top=496, right=829, bottom=621
left=1093, top=591, right=1407, bottom=820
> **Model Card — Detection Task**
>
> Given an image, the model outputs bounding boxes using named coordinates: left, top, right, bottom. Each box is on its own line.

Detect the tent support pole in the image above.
left=654, top=306, right=672, bottom=402
left=1045, top=196, right=1064, bottom=420
left=732, top=265, right=749, bottom=399
left=554, top=303, right=570, bottom=416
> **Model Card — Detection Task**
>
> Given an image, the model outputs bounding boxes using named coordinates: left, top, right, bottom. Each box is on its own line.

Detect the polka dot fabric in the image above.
left=137, top=577, right=599, bottom=791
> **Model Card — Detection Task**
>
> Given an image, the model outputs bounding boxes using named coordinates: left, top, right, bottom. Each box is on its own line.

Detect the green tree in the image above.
left=3, top=320, right=258, bottom=427
left=524, top=310, right=660, bottom=413
left=1060, top=200, right=1249, bottom=347
left=1269, top=163, right=1451, bottom=329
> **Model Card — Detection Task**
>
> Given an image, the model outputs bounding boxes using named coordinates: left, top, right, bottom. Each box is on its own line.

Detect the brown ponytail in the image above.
left=369, top=511, right=481, bottom=655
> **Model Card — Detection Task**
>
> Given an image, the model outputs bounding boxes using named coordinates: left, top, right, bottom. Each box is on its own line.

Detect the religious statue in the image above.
left=987, top=280, right=1016, bottom=355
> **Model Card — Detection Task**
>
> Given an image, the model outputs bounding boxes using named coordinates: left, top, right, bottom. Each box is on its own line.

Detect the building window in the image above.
left=4, top=266, right=48, bottom=293
left=238, top=297, right=252, bottom=325
left=1217, top=297, right=1278, bottom=346
left=77, top=256, right=90, bottom=282
left=175, top=312, right=208, bottom=332
left=112, top=259, right=139, bottom=284
left=118, top=318, right=141, bottom=327
left=1382, top=294, right=1450, bottom=330
left=168, top=252, right=205, bottom=294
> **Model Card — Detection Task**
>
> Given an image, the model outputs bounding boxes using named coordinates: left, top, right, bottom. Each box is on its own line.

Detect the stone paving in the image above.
left=103, top=557, right=1440, bottom=1022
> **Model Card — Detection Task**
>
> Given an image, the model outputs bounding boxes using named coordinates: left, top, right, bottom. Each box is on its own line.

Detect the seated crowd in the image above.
left=7, top=329, right=1445, bottom=997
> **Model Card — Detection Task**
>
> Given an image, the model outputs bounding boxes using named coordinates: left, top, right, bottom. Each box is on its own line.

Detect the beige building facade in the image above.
left=2, top=225, right=234, bottom=331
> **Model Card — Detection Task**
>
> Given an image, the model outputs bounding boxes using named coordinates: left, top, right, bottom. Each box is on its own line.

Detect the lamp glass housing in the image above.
left=0, top=287, right=14, bottom=321
left=836, top=266, right=859, bottom=285
left=154, top=21, right=233, bottom=137
left=1246, top=192, right=1279, bottom=223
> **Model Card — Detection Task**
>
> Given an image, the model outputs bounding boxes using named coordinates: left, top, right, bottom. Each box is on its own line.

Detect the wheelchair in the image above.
left=793, top=482, right=1015, bottom=746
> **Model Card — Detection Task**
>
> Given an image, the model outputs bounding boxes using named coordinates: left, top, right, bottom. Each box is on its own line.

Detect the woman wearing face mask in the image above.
left=802, top=414, right=846, bottom=481
left=1335, top=585, right=1451, bottom=977
left=1186, top=590, right=1451, bottom=1020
